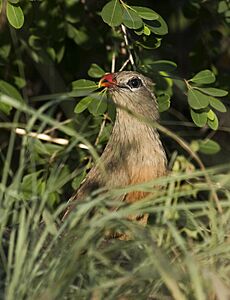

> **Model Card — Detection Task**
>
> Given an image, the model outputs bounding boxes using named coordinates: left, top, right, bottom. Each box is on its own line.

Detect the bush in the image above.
left=0, top=0, right=229, bottom=299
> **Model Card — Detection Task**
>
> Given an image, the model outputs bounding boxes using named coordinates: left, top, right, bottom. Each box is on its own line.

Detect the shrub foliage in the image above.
left=0, top=0, right=230, bottom=299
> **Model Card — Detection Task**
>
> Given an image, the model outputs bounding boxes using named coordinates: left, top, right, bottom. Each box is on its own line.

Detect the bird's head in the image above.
left=99, top=71, right=159, bottom=120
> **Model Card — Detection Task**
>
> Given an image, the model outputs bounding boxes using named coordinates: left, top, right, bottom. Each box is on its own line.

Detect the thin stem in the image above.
left=119, top=58, right=131, bottom=71
left=111, top=52, right=116, bottom=73
left=95, top=113, right=108, bottom=146
left=157, top=123, right=222, bottom=213
left=44, top=119, right=72, bottom=134
left=15, top=128, right=69, bottom=145
left=121, top=24, right=136, bottom=70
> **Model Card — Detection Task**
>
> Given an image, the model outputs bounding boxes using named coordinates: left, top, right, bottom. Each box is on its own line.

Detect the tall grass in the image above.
left=1, top=95, right=230, bottom=300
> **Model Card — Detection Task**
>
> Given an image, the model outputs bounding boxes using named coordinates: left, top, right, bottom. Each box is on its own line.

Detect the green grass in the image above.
left=1, top=95, right=230, bottom=300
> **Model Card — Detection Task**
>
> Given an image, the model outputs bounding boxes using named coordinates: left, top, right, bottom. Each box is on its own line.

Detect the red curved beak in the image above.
left=99, top=73, right=116, bottom=88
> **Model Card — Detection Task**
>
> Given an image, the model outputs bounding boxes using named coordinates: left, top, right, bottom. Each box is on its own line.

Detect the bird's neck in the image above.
left=111, top=108, right=159, bottom=145
left=101, top=108, right=167, bottom=184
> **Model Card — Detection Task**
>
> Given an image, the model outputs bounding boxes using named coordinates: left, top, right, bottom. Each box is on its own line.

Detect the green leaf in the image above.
left=131, top=6, right=158, bottom=20
left=6, top=2, right=24, bottom=29
left=147, top=60, right=177, bottom=72
left=143, top=25, right=151, bottom=35
left=8, top=0, right=20, bottom=3
left=190, top=110, right=207, bottom=127
left=98, top=123, right=113, bottom=143
left=136, top=36, right=162, bottom=49
left=194, top=87, right=228, bottom=97
left=30, top=139, right=64, bottom=159
left=145, top=15, right=168, bottom=35
left=134, top=27, right=144, bottom=35
left=207, top=109, right=215, bottom=121
left=207, top=113, right=219, bottom=130
left=0, top=80, right=23, bottom=101
left=72, top=170, right=86, bottom=190
left=67, top=24, right=89, bottom=46
left=71, top=79, right=98, bottom=97
left=47, top=47, right=56, bottom=61
left=225, top=10, right=230, bottom=23
left=190, top=140, right=199, bottom=152
left=0, top=44, right=11, bottom=59
left=48, top=165, right=70, bottom=192
left=157, top=94, right=170, bottom=112
left=198, top=139, right=220, bottom=155
left=218, top=1, right=228, bottom=13
left=43, top=143, right=64, bottom=155
left=88, top=93, right=107, bottom=116
left=42, top=210, right=58, bottom=235
left=74, top=96, right=93, bottom=114
left=189, top=70, right=215, bottom=84
left=21, top=170, right=43, bottom=198
left=122, top=8, right=143, bottom=29
left=14, top=76, right=26, bottom=89
left=88, top=64, right=105, bottom=78
left=209, top=97, right=227, bottom=113
left=33, top=139, right=50, bottom=156
left=0, top=102, right=12, bottom=115
left=101, top=0, right=123, bottom=27
left=56, top=45, right=65, bottom=63
left=188, top=89, right=209, bottom=109
left=28, top=35, right=41, bottom=50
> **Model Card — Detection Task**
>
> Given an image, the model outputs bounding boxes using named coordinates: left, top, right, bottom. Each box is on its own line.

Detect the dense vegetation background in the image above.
left=0, top=0, right=230, bottom=299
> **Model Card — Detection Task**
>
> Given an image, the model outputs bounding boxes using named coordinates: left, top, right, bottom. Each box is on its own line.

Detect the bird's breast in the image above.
left=103, top=136, right=167, bottom=189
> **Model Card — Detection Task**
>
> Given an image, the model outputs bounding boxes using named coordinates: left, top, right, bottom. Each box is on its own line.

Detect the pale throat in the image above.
left=114, top=108, right=159, bottom=142
left=109, top=108, right=166, bottom=165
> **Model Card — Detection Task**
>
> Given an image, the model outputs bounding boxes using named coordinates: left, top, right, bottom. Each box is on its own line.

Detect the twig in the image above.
left=111, top=52, right=116, bottom=73
left=95, top=113, right=108, bottom=146
left=15, top=128, right=69, bottom=145
left=0, top=0, right=7, bottom=32
left=156, top=123, right=223, bottom=214
left=121, top=24, right=136, bottom=70
left=119, top=58, right=131, bottom=71
left=44, top=119, right=72, bottom=135
left=15, top=127, right=92, bottom=150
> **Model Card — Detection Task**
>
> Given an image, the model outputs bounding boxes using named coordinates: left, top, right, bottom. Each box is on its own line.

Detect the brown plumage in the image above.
left=62, top=71, right=167, bottom=222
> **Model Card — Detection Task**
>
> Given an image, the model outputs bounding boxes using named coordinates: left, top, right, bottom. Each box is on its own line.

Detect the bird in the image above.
left=62, top=71, right=167, bottom=229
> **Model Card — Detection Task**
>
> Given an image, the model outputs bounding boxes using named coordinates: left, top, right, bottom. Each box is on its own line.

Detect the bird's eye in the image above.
left=127, top=77, right=143, bottom=89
